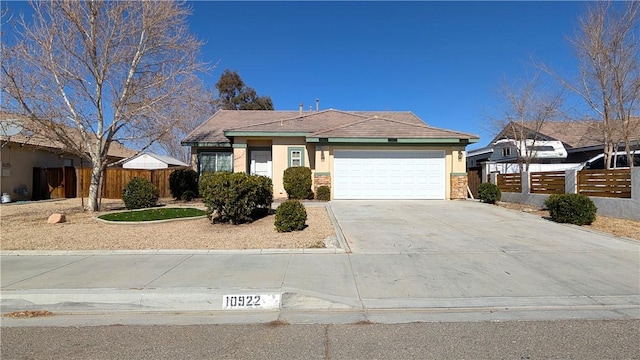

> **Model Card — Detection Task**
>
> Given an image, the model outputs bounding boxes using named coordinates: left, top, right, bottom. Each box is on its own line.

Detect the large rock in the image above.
left=47, top=213, right=66, bottom=224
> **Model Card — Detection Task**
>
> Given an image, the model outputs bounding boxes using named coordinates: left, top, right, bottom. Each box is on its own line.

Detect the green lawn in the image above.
left=98, top=208, right=207, bottom=222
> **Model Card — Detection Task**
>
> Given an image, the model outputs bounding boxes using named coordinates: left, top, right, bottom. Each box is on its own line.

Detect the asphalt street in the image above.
left=2, top=319, right=639, bottom=359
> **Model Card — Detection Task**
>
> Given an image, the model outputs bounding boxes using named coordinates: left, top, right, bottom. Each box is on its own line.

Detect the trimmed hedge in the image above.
left=275, top=200, right=307, bottom=232
left=545, top=194, right=597, bottom=226
left=478, top=182, right=501, bottom=204
left=169, top=168, right=199, bottom=201
left=283, top=167, right=313, bottom=200
left=199, top=172, right=273, bottom=224
left=122, top=177, right=159, bottom=210
left=315, top=185, right=331, bottom=201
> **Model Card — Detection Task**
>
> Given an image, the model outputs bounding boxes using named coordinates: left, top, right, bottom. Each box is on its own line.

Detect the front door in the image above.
left=250, top=150, right=272, bottom=178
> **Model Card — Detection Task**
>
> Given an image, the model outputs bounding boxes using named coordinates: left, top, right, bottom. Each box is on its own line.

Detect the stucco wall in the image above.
left=271, top=137, right=309, bottom=198
left=1, top=144, right=81, bottom=201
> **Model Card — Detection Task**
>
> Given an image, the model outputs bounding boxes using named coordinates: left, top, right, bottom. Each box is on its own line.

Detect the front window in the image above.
left=288, top=147, right=305, bottom=167
left=502, top=147, right=511, bottom=157
left=199, top=151, right=232, bottom=173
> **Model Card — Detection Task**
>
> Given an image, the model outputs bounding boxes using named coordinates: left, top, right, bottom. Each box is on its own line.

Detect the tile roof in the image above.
left=182, top=109, right=478, bottom=144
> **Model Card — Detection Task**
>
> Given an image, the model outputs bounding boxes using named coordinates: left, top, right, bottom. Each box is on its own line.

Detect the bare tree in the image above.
left=491, top=74, right=564, bottom=172
left=1, top=1, right=211, bottom=210
left=542, top=1, right=639, bottom=169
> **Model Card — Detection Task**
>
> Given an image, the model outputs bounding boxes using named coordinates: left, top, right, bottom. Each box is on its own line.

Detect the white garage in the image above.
left=333, top=150, right=446, bottom=200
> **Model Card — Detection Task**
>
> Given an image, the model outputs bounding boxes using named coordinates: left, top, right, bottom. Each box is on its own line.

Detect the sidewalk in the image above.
left=2, top=249, right=639, bottom=325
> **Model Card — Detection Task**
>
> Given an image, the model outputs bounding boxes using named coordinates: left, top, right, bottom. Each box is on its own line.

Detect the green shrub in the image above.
left=121, top=177, right=159, bottom=210
left=199, top=172, right=273, bottom=224
left=545, top=194, right=597, bottom=225
left=478, top=182, right=501, bottom=204
left=275, top=200, right=307, bottom=232
left=169, top=168, right=199, bottom=201
left=283, top=167, right=313, bottom=200
left=315, top=186, right=331, bottom=201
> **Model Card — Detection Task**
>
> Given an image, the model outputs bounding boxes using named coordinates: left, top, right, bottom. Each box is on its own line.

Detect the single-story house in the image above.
left=120, top=152, right=188, bottom=170
left=1, top=113, right=135, bottom=201
left=181, top=109, right=479, bottom=200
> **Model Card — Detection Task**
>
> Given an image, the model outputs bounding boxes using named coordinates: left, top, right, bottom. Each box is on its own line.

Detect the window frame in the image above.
left=197, top=151, right=233, bottom=174
left=288, top=147, right=305, bottom=167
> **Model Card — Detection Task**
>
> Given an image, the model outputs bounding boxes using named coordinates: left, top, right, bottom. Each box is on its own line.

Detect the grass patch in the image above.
left=98, top=208, right=207, bottom=222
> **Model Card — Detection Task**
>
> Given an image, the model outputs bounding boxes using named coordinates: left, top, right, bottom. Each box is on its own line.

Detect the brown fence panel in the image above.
left=530, top=171, right=565, bottom=194
left=77, top=167, right=184, bottom=199
left=497, top=173, right=522, bottom=193
left=467, top=170, right=481, bottom=198
left=151, top=167, right=189, bottom=198
left=578, top=169, right=631, bottom=198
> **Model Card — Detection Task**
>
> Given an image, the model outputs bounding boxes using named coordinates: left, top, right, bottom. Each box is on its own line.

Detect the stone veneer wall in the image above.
left=450, top=174, right=468, bottom=200
left=314, top=174, right=331, bottom=192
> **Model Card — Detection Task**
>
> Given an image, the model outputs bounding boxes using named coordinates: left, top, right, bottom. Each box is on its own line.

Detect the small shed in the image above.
left=121, top=152, right=188, bottom=170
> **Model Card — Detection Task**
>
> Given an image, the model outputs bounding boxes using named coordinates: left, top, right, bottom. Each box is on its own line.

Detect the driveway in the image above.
left=329, top=200, right=640, bottom=314
left=330, top=200, right=635, bottom=254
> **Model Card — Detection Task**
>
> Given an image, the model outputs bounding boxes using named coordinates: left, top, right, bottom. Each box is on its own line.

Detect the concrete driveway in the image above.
left=329, top=200, right=640, bottom=314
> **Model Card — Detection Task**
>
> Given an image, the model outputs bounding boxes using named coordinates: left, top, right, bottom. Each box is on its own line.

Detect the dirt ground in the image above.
left=0, top=198, right=336, bottom=251
left=497, top=201, right=640, bottom=241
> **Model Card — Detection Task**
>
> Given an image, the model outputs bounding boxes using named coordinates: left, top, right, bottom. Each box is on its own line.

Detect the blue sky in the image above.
left=4, top=1, right=594, bottom=149
left=189, top=1, right=589, bottom=148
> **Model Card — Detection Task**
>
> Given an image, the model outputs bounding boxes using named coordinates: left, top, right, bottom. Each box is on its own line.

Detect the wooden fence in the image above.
left=530, top=171, right=565, bottom=194
left=497, top=173, right=522, bottom=193
left=578, top=169, right=632, bottom=198
left=79, top=167, right=188, bottom=199
left=467, top=170, right=481, bottom=198
left=496, top=168, right=632, bottom=199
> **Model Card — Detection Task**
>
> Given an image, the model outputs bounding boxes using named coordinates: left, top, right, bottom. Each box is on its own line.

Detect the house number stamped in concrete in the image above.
left=222, top=294, right=280, bottom=310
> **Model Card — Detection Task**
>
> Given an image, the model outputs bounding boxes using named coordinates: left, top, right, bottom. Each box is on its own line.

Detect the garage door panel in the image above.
left=333, top=150, right=445, bottom=200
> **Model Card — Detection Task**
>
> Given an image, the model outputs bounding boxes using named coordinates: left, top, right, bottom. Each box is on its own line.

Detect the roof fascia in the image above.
left=181, top=141, right=232, bottom=148
left=307, top=137, right=475, bottom=144
left=224, top=131, right=309, bottom=137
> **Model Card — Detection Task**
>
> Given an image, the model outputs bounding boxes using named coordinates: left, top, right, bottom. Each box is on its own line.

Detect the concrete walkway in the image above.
left=1, top=200, right=639, bottom=325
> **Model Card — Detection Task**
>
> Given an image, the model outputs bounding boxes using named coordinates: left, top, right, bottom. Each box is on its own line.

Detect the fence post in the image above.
left=521, top=172, right=530, bottom=195
left=632, top=167, right=640, bottom=202
left=565, top=169, right=578, bottom=194
left=490, top=172, right=498, bottom=185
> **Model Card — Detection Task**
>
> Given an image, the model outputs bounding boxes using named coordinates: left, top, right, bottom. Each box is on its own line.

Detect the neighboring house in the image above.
left=120, top=152, right=188, bottom=170
left=468, top=118, right=640, bottom=177
left=181, top=109, right=478, bottom=200
left=1, top=113, right=135, bottom=202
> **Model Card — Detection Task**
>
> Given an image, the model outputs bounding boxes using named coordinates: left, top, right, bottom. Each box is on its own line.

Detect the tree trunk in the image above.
left=87, top=162, right=104, bottom=212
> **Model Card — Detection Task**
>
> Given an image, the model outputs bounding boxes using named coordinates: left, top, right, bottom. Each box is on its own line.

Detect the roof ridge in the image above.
left=310, top=116, right=431, bottom=137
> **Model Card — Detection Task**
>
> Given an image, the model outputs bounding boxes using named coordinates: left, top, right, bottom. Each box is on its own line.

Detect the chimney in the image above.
left=299, top=103, right=303, bottom=116
left=316, top=98, right=319, bottom=112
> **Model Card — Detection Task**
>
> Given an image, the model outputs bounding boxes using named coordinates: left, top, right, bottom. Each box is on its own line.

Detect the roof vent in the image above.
left=316, top=98, right=319, bottom=112
left=299, top=103, right=303, bottom=117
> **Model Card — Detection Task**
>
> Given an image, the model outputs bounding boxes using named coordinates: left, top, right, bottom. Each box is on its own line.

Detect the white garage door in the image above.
left=333, top=150, right=445, bottom=200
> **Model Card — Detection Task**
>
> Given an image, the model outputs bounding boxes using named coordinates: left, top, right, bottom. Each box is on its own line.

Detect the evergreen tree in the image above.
left=215, top=69, right=274, bottom=110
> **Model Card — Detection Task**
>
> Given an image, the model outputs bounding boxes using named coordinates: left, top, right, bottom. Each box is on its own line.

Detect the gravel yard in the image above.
left=497, top=201, right=640, bottom=241
left=0, top=198, right=336, bottom=251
